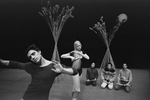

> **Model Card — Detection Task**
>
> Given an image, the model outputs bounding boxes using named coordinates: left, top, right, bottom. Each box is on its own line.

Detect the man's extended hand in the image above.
left=51, top=60, right=64, bottom=73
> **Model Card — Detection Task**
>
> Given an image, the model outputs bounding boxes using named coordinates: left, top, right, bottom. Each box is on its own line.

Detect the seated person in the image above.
left=101, top=63, right=116, bottom=89
left=86, top=62, right=98, bottom=86
left=115, top=63, right=132, bottom=93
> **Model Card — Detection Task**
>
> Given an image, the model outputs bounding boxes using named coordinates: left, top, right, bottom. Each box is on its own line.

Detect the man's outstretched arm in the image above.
left=0, top=58, right=25, bottom=69
left=51, top=61, right=78, bottom=75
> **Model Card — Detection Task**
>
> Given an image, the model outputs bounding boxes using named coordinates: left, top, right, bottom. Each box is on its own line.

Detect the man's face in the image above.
left=107, top=64, right=112, bottom=69
left=91, top=63, right=95, bottom=68
left=123, top=64, right=127, bottom=69
left=27, top=50, right=42, bottom=63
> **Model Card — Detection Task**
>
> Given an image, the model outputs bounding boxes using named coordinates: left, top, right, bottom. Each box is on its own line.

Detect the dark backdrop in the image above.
left=0, top=0, right=149, bottom=69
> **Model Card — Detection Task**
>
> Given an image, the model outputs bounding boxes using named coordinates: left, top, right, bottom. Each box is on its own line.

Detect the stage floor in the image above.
left=0, top=68, right=149, bottom=100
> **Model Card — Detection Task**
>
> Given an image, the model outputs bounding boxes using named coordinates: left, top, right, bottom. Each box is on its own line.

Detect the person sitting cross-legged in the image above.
left=115, top=63, right=132, bottom=93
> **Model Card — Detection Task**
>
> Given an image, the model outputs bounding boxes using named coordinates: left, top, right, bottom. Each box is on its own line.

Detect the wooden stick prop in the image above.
left=39, top=0, right=74, bottom=83
left=89, top=14, right=127, bottom=70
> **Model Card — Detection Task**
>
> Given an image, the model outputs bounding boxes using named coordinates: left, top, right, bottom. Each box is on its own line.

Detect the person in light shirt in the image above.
left=115, top=63, right=133, bottom=93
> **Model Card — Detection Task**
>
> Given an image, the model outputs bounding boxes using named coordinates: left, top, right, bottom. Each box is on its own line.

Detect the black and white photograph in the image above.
left=0, top=0, right=149, bottom=100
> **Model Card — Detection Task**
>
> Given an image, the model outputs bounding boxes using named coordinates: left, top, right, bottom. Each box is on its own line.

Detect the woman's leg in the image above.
left=72, top=73, right=80, bottom=100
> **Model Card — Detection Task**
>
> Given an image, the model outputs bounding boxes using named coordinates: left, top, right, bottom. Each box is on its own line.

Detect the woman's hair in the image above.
left=74, top=40, right=82, bottom=50
left=25, top=44, right=40, bottom=55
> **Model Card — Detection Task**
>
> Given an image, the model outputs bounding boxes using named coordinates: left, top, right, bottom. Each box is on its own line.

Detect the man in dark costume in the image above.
left=0, top=44, right=78, bottom=100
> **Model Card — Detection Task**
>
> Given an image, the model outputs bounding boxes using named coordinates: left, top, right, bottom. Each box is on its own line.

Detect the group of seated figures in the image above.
left=85, top=62, right=132, bottom=93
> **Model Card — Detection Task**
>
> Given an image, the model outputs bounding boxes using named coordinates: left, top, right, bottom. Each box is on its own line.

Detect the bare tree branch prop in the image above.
left=89, top=14, right=127, bottom=70
left=39, top=0, right=74, bottom=40
left=39, top=0, right=74, bottom=84
left=89, top=16, right=108, bottom=46
left=108, top=21, right=122, bottom=44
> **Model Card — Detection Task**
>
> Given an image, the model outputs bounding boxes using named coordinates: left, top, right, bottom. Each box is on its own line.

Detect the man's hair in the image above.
left=25, top=44, right=40, bottom=55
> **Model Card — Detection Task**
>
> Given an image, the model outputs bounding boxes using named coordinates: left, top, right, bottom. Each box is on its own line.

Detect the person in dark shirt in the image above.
left=86, top=62, right=98, bottom=86
left=61, top=40, right=89, bottom=100
left=101, top=63, right=116, bottom=89
left=0, top=44, right=78, bottom=100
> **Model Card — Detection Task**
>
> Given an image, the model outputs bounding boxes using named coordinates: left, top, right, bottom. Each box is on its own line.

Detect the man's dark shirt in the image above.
left=9, top=61, right=77, bottom=100
left=86, top=68, right=98, bottom=80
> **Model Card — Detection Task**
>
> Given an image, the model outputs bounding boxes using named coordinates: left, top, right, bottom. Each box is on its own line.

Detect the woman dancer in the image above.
left=61, top=40, right=89, bottom=100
